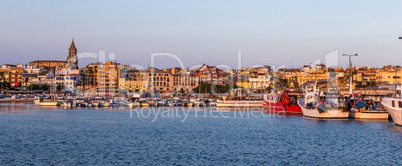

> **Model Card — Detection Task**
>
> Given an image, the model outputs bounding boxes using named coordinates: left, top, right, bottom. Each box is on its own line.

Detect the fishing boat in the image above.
left=297, top=86, right=349, bottom=119
left=216, top=88, right=263, bottom=108
left=347, top=94, right=389, bottom=119
left=263, top=90, right=303, bottom=114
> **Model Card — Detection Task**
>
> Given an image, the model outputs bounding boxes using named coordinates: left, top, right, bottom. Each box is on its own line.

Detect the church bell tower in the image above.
left=67, top=39, right=78, bottom=69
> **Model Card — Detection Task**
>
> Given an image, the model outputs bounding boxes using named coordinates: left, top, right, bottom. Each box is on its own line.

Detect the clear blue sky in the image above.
left=1, top=0, right=402, bottom=69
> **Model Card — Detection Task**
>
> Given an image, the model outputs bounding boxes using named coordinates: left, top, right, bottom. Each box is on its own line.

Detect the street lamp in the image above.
left=397, top=37, right=402, bottom=91
left=343, top=53, right=358, bottom=94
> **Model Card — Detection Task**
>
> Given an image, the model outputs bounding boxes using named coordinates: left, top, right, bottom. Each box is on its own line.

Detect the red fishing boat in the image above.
left=263, top=90, right=303, bottom=114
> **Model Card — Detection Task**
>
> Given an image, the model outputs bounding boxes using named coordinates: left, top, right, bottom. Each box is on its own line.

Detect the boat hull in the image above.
left=300, top=106, right=349, bottom=119
left=263, top=100, right=302, bottom=114
left=384, top=106, right=402, bottom=125
left=99, top=102, right=110, bottom=107
left=216, top=100, right=263, bottom=108
left=382, top=98, right=402, bottom=125
left=39, top=102, right=58, bottom=106
left=141, top=103, right=150, bottom=107
left=348, top=111, right=389, bottom=119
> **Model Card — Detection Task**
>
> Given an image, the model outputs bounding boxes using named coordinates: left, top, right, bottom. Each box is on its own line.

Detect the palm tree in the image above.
left=0, top=72, right=4, bottom=91
left=0, top=71, right=4, bottom=82
left=24, top=77, right=29, bottom=91
left=87, top=67, right=94, bottom=94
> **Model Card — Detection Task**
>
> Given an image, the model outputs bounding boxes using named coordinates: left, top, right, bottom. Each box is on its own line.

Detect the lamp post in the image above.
left=343, top=54, right=358, bottom=94
left=397, top=37, right=402, bottom=91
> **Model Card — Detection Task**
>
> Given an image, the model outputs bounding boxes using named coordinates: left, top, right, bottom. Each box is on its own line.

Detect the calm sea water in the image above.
left=0, top=103, right=401, bottom=165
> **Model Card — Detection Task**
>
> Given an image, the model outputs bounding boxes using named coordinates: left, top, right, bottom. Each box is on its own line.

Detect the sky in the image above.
left=1, top=0, right=402, bottom=70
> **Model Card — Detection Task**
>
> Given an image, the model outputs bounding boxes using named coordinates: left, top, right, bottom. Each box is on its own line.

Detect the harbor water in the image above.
left=0, top=103, right=401, bottom=165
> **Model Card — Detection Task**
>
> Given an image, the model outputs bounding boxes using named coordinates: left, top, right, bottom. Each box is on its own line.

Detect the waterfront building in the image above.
left=236, top=81, right=251, bottom=89
left=0, top=66, right=10, bottom=83
left=249, top=75, right=272, bottom=89
left=120, top=69, right=149, bottom=94
left=193, top=64, right=225, bottom=85
left=296, top=67, right=330, bottom=87
left=170, top=67, right=199, bottom=93
left=29, top=60, right=67, bottom=70
left=147, top=67, right=172, bottom=93
left=120, top=80, right=149, bottom=94
left=54, top=75, right=79, bottom=93
left=29, top=39, right=78, bottom=70
left=8, top=68, right=24, bottom=90
left=21, top=73, right=38, bottom=90
left=376, top=66, right=402, bottom=85
left=85, top=61, right=120, bottom=96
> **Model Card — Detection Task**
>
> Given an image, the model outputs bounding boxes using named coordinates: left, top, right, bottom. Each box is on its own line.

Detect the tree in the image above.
left=40, top=84, right=49, bottom=91
left=56, top=84, right=64, bottom=91
left=87, top=67, right=94, bottom=86
left=193, top=83, right=212, bottom=93
left=355, top=81, right=365, bottom=89
left=193, top=83, right=239, bottom=94
left=266, top=83, right=273, bottom=93
left=24, top=77, right=29, bottom=89
left=0, top=81, right=10, bottom=91
left=0, top=72, right=4, bottom=82
left=27, top=84, right=35, bottom=91
left=0, top=72, right=4, bottom=90
left=179, top=88, right=185, bottom=94
left=276, top=78, right=288, bottom=89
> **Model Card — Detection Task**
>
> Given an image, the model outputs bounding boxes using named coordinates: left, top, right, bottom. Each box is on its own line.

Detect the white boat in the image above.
left=99, top=101, right=110, bottom=107
left=91, top=101, right=99, bottom=107
left=62, top=101, right=70, bottom=107
left=192, top=99, right=205, bottom=107
left=39, top=101, right=59, bottom=106
left=34, top=98, right=40, bottom=105
left=382, top=97, right=402, bottom=125
left=35, top=97, right=58, bottom=106
left=216, top=88, right=263, bottom=108
left=207, top=99, right=217, bottom=107
left=127, top=102, right=140, bottom=108
left=157, top=99, right=166, bottom=107
left=297, top=88, right=349, bottom=119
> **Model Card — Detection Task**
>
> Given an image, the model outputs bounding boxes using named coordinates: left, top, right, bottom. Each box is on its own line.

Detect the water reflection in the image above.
left=0, top=103, right=400, bottom=165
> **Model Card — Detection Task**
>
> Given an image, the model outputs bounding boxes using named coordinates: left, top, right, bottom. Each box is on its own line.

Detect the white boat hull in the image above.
left=216, top=100, right=263, bottom=108
left=299, top=106, right=349, bottom=119
left=39, top=102, right=58, bottom=106
left=382, top=98, right=402, bottom=125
